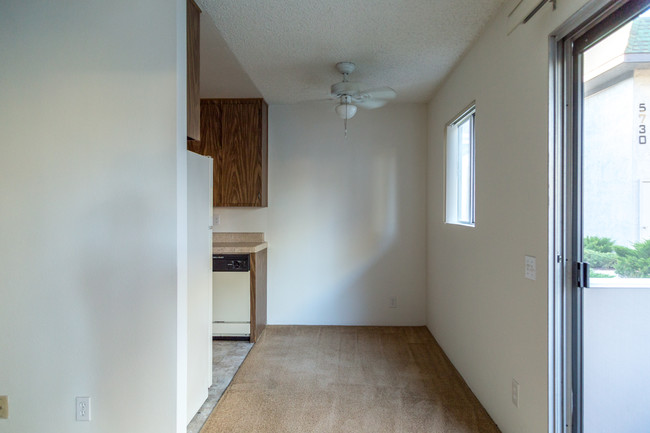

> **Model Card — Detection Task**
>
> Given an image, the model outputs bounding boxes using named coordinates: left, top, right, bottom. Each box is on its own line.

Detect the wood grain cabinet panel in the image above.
left=198, top=99, right=268, bottom=207
left=186, top=0, right=201, bottom=141
left=249, top=249, right=267, bottom=343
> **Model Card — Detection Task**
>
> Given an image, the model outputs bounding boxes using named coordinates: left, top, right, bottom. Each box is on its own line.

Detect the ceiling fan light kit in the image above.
left=335, top=100, right=357, bottom=120
left=328, top=62, right=397, bottom=135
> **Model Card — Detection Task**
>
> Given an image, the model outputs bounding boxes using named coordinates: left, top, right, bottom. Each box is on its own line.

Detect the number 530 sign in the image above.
left=640, top=103, right=647, bottom=145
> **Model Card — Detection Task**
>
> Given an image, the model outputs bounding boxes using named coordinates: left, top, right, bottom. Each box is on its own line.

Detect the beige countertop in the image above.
left=212, top=241, right=268, bottom=254
left=212, top=232, right=267, bottom=254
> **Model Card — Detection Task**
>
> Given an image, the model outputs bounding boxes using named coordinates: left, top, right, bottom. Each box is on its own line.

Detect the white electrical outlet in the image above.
left=214, top=214, right=220, bottom=226
left=389, top=296, right=397, bottom=308
left=512, top=379, right=520, bottom=408
left=525, top=255, right=536, bottom=280
left=76, top=397, right=91, bottom=422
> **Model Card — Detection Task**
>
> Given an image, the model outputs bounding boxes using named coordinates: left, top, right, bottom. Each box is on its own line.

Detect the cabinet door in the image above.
left=220, top=101, right=263, bottom=206
left=198, top=99, right=268, bottom=207
left=186, top=0, right=200, bottom=141
left=193, top=100, right=223, bottom=205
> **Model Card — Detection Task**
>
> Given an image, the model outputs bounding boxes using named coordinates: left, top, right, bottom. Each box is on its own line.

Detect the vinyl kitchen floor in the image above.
left=187, top=340, right=254, bottom=433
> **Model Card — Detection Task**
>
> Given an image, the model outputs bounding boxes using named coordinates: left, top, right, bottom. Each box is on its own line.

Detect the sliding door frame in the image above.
left=549, top=1, right=650, bottom=432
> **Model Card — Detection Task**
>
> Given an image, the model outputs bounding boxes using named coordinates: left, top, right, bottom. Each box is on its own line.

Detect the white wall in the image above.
left=215, top=103, right=428, bottom=326
left=213, top=207, right=268, bottom=233
left=0, top=1, right=182, bottom=432
left=176, top=0, right=189, bottom=429
left=426, top=1, right=590, bottom=432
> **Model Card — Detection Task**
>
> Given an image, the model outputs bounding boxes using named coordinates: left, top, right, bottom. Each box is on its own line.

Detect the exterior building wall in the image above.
left=584, top=68, right=650, bottom=246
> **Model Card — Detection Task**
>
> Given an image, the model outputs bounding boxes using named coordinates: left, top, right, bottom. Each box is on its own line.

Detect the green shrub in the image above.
left=614, top=240, right=650, bottom=278
left=584, top=249, right=617, bottom=269
left=589, top=270, right=614, bottom=278
left=584, top=236, right=615, bottom=253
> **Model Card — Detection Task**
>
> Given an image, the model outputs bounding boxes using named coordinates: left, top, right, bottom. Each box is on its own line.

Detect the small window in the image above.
left=446, top=104, right=475, bottom=226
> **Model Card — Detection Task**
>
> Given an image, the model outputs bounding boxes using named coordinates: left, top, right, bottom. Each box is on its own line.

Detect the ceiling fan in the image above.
left=329, top=62, right=396, bottom=135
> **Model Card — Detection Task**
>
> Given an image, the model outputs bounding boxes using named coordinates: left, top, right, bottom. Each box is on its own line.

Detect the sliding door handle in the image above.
left=576, top=262, right=590, bottom=288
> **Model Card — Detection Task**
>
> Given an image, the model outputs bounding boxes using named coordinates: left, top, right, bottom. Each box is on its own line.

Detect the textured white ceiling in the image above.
left=197, top=0, right=507, bottom=104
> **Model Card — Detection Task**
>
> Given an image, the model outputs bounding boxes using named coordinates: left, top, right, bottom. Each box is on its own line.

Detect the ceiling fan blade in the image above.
left=300, top=96, right=339, bottom=105
left=355, top=98, right=390, bottom=109
left=354, top=87, right=397, bottom=101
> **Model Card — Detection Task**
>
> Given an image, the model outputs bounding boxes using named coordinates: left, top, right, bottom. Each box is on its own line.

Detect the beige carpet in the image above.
left=200, top=326, right=501, bottom=433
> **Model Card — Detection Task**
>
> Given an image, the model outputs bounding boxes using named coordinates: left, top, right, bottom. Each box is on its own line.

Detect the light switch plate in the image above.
left=0, top=395, right=8, bottom=419
left=525, top=256, right=536, bottom=280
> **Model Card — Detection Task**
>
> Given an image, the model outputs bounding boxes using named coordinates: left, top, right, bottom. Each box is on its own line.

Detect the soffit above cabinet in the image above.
left=199, top=12, right=262, bottom=99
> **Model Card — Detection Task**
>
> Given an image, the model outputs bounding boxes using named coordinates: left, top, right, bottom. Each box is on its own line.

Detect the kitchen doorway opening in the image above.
left=187, top=340, right=253, bottom=433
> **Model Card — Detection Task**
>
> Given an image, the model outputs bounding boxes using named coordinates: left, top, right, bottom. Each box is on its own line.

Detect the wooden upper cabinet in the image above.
left=195, top=99, right=268, bottom=207
left=186, top=0, right=201, bottom=141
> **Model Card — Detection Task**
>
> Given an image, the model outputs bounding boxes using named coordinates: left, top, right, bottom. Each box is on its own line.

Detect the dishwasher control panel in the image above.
left=212, top=254, right=250, bottom=272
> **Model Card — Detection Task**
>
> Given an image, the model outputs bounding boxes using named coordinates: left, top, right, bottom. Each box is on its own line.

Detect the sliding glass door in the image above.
left=563, top=2, right=650, bottom=431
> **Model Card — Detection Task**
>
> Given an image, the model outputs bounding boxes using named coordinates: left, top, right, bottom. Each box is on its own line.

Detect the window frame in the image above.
left=445, top=103, right=476, bottom=227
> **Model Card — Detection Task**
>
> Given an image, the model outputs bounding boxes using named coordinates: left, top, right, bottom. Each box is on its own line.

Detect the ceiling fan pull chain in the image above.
left=344, top=96, right=348, bottom=138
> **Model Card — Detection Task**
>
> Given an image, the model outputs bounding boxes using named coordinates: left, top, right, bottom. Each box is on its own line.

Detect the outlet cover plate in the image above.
left=512, top=379, right=520, bottom=408
left=525, top=256, right=536, bottom=280
left=76, top=397, right=91, bottom=422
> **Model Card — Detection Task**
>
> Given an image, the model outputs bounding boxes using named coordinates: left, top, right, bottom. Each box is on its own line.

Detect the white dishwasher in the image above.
left=212, top=254, right=250, bottom=339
